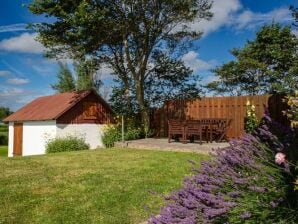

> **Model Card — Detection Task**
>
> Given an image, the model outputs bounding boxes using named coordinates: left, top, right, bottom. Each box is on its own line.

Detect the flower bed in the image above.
left=150, top=114, right=298, bottom=223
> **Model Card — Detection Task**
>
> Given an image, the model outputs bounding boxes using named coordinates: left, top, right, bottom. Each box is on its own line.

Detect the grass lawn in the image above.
left=0, top=148, right=209, bottom=224
left=0, top=145, right=7, bottom=157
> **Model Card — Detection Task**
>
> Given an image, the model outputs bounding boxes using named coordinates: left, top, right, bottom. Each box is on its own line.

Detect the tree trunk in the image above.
left=136, top=80, right=150, bottom=137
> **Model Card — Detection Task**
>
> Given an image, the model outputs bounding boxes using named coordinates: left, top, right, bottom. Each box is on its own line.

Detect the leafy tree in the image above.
left=74, top=60, right=102, bottom=91
left=29, top=0, right=213, bottom=134
left=51, top=62, right=76, bottom=93
left=0, top=107, right=13, bottom=121
left=207, top=24, right=298, bottom=96
left=109, top=55, right=202, bottom=116
left=290, top=5, right=298, bottom=27
left=52, top=60, right=102, bottom=93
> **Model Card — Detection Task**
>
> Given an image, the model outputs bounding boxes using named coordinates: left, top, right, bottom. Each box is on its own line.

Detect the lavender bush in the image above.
left=149, top=115, right=298, bottom=223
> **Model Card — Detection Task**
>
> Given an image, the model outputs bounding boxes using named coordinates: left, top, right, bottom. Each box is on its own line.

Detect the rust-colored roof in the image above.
left=3, top=91, right=92, bottom=122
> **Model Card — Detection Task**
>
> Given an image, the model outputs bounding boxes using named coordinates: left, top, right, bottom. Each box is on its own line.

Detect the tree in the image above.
left=109, top=54, right=202, bottom=116
left=290, top=5, right=298, bottom=27
left=52, top=60, right=102, bottom=93
left=29, top=0, right=213, bottom=134
left=207, top=24, right=298, bottom=96
left=0, top=107, right=13, bottom=121
left=75, top=60, right=102, bottom=92
left=51, top=62, right=76, bottom=93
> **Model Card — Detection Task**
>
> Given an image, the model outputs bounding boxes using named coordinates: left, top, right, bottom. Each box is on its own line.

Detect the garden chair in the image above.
left=185, top=120, right=203, bottom=144
left=199, top=118, right=218, bottom=143
left=212, top=119, right=233, bottom=142
left=168, top=120, right=186, bottom=143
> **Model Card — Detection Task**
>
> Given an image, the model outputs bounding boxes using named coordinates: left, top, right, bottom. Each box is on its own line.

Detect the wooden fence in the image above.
left=151, top=94, right=288, bottom=139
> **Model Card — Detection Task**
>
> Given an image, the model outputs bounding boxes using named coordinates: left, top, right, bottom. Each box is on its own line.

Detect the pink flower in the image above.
left=275, top=152, right=286, bottom=165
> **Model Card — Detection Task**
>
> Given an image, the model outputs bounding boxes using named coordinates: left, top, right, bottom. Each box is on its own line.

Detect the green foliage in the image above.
left=283, top=91, right=298, bottom=125
left=0, top=107, right=13, bottom=121
left=208, top=24, right=298, bottom=95
left=0, top=124, right=8, bottom=132
left=284, top=90, right=298, bottom=195
left=46, top=135, right=89, bottom=153
left=244, top=101, right=259, bottom=133
left=29, top=0, right=213, bottom=134
left=52, top=60, right=102, bottom=93
left=51, top=62, right=76, bottom=93
left=291, top=5, right=298, bottom=26
left=102, top=118, right=144, bottom=148
left=0, top=133, right=8, bottom=145
left=102, top=125, right=122, bottom=148
left=74, top=60, right=102, bottom=91
left=110, top=57, right=202, bottom=116
left=0, top=125, right=8, bottom=145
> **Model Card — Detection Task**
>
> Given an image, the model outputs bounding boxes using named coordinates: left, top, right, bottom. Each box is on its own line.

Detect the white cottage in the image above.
left=3, top=90, right=114, bottom=157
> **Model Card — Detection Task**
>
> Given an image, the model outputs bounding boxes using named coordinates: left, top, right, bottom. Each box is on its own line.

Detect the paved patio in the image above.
left=115, top=138, right=229, bottom=155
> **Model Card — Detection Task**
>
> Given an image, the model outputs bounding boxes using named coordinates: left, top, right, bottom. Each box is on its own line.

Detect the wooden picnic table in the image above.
left=168, top=118, right=232, bottom=144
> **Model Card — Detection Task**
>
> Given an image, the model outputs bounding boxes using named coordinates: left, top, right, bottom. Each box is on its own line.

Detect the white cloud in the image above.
left=0, top=23, right=28, bottom=33
left=0, top=86, right=53, bottom=111
left=235, top=10, right=254, bottom=29
left=6, top=78, right=30, bottom=85
left=0, top=87, right=30, bottom=97
left=182, top=0, right=292, bottom=37
left=1, top=60, right=27, bottom=77
left=234, top=7, right=292, bottom=30
left=292, top=29, right=298, bottom=37
left=182, top=51, right=217, bottom=73
left=202, top=74, right=219, bottom=84
left=0, top=70, right=11, bottom=77
left=0, top=32, right=45, bottom=54
left=24, top=57, right=58, bottom=76
left=186, top=0, right=241, bottom=36
left=96, top=64, right=113, bottom=80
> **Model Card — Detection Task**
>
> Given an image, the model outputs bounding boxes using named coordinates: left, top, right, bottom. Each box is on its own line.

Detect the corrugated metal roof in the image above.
left=3, top=91, right=92, bottom=122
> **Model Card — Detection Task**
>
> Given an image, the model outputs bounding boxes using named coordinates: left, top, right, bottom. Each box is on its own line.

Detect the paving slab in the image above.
left=115, top=138, right=229, bottom=155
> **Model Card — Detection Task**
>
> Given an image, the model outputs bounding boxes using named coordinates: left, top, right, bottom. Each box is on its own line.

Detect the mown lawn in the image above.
left=0, top=145, right=7, bottom=157
left=0, top=148, right=209, bottom=224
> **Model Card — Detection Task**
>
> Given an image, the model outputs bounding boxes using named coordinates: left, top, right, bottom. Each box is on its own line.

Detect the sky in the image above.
left=0, top=0, right=297, bottom=111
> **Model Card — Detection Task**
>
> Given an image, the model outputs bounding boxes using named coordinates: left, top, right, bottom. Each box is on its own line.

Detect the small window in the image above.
left=83, top=102, right=97, bottom=119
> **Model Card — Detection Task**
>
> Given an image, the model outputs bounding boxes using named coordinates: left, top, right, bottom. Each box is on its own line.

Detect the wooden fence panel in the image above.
left=152, top=94, right=288, bottom=139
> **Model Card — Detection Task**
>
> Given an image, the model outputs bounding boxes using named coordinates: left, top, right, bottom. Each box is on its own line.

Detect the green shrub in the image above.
left=102, top=125, right=122, bottom=148
left=102, top=122, right=144, bottom=148
left=0, top=125, right=8, bottom=145
left=0, top=125, right=8, bottom=132
left=46, top=135, right=89, bottom=153
left=125, top=125, right=143, bottom=140
left=0, top=132, right=8, bottom=145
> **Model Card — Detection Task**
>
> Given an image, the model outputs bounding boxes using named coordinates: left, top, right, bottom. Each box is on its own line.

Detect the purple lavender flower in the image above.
left=248, top=186, right=268, bottom=193
left=227, top=191, right=241, bottom=198
left=240, top=211, right=252, bottom=219
left=204, top=208, right=228, bottom=218
left=149, top=114, right=292, bottom=224
left=270, top=201, right=278, bottom=208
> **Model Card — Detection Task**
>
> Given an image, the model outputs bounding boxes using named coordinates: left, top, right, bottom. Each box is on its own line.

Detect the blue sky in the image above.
left=0, top=0, right=297, bottom=111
